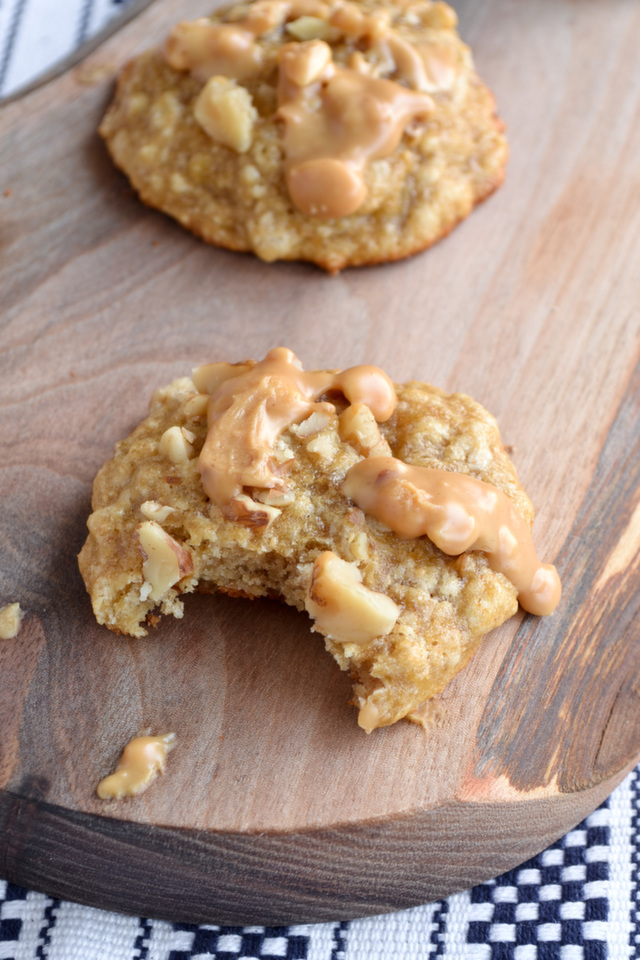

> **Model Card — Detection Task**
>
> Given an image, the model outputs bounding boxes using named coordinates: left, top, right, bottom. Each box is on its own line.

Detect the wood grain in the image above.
left=1, top=0, right=640, bottom=924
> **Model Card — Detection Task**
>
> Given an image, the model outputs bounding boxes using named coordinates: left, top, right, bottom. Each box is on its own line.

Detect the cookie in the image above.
left=78, top=348, right=560, bottom=731
left=99, top=0, right=507, bottom=272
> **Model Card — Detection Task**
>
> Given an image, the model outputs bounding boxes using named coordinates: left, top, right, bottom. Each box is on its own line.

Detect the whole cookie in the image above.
left=78, top=349, right=560, bottom=731
left=99, top=0, right=507, bottom=272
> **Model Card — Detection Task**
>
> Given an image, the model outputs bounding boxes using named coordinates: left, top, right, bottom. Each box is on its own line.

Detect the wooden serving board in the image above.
left=1, top=0, right=640, bottom=926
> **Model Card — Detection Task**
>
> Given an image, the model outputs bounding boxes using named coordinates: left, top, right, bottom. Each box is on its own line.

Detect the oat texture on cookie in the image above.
left=99, top=0, right=507, bottom=271
left=78, top=348, right=560, bottom=731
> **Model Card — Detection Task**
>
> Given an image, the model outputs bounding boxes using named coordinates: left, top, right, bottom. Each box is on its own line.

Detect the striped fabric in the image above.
left=0, top=0, right=127, bottom=97
left=2, top=5, right=639, bottom=957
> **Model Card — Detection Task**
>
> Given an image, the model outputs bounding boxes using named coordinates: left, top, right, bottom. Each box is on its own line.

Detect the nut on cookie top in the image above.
left=99, top=0, right=507, bottom=269
left=79, top=348, right=560, bottom=732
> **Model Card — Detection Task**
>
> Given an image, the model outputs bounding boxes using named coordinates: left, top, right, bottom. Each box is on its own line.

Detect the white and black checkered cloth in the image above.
left=2, top=4, right=640, bottom=957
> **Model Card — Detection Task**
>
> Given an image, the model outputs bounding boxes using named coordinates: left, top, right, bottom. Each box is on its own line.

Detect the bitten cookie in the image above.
left=78, top=349, right=560, bottom=731
left=99, top=0, right=507, bottom=272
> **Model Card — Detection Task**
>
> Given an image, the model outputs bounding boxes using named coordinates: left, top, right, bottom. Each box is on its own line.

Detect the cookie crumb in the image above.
left=0, top=602, right=23, bottom=639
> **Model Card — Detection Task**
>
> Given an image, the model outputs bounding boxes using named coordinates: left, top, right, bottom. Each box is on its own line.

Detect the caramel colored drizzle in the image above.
left=343, top=456, right=561, bottom=616
left=96, top=733, right=176, bottom=800
left=165, top=0, right=329, bottom=82
left=378, top=35, right=457, bottom=92
left=166, top=18, right=266, bottom=83
left=195, top=347, right=396, bottom=510
left=277, top=47, right=433, bottom=217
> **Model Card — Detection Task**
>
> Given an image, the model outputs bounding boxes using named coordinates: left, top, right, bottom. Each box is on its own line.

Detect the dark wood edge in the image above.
left=0, top=771, right=627, bottom=925
left=0, top=0, right=158, bottom=107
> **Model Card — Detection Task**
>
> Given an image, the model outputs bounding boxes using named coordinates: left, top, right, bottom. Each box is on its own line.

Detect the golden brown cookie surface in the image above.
left=99, top=0, right=507, bottom=271
left=77, top=350, right=556, bottom=731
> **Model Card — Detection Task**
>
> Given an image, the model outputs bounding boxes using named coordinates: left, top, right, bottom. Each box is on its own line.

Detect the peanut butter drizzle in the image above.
left=343, top=456, right=562, bottom=616
left=378, top=35, right=457, bottom=93
left=382, top=33, right=429, bottom=90
left=165, top=18, right=265, bottom=83
left=277, top=46, right=433, bottom=217
left=165, top=0, right=329, bottom=82
left=96, top=733, right=176, bottom=800
left=196, top=347, right=396, bottom=510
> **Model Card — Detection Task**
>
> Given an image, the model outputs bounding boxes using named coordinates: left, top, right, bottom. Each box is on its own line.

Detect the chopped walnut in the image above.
left=348, top=530, right=369, bottom=562
left=286, top=15, right=331, bottom=41
left=254, top=487, right=295, bottom=506
left=194, top=76, right=258, bottom=152
left=140, top=501, right=175, bottom=523
left=158, top=425, right=195, bottom=463
left=183, top=392, right=209, bottom=419
left=279, top=39, right=332, bottom=87
left=0, top=602, right=23, bottom=640
left=223, top=493, right=282, bottom=528
left=305, top=551, right=399, bottom=645
left=339, top=403, right=391, bottom=457
left=138, top=521, right=194, bottom=602
left=305, top=430, right=339, bottom=460
left=294, top=409, right=333, bottom=438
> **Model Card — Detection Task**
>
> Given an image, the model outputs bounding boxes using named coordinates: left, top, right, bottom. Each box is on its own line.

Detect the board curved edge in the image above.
left=0, top=769, right=629, bottom=925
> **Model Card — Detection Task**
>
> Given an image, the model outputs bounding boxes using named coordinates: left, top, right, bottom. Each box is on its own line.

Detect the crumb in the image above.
left=0, top=602, right=24, bottom=640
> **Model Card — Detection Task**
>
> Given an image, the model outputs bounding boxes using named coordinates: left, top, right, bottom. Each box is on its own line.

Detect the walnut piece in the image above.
left=194, top=76, right=258, bottom=152
left=305, top=431, right=339, bottom=460
left=254, top=487, right=295, bottom=506
left=223, top=493, right=282, bottom=528
left=305, top=551, right=399, bottom=644
left=280, top=39, right=332, bottom=87
left=183, top=392, right=209, bottom=419
left=138, top=521, right=193, bottom=602
left=339, top=402, right=392, bottom=457
left=158, top=425, right=195, bottom=463
left=0, top=602, right=23, bottom=640
left=295, top=409, right=333, bottom=438
left=140, top=501, right=175, bottom=523
left=285, top=16, right=331, bottom=41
